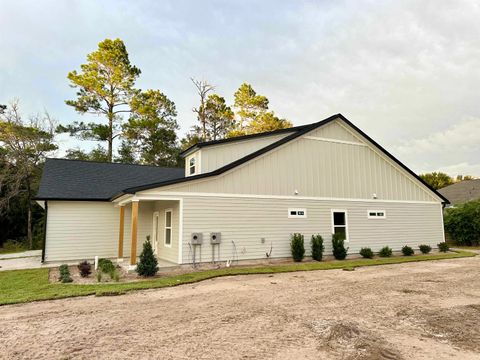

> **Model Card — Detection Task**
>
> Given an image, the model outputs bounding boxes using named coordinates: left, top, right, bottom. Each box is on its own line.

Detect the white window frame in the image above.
left=367, top=210, right=386, bottom=219
left=164, top=209, right=173, bottom=248
left=152, top=211, right=160, bottom=254
left=331, top=209, right=349, bottom=242
left=188, top=156, right=196, bottom=176
left=288, top=208, right=307, bottom=218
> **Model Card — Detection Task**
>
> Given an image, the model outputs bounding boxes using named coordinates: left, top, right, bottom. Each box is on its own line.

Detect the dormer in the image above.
left=185, top=150, right=201, bottom=177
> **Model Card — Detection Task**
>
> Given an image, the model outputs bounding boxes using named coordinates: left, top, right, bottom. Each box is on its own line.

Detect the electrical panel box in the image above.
left=191, top=233, right=203, bottom=245
left=210, top=232, right=221, bottom=244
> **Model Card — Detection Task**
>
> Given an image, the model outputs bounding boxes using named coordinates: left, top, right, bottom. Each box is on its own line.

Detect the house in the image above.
left=438, top=179, right=480, bottom=206
left=36, top=114, right=448, bottom=266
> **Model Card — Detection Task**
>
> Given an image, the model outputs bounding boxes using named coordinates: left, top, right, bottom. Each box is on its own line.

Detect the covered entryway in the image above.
left=115, top=197, right=183, bottom=267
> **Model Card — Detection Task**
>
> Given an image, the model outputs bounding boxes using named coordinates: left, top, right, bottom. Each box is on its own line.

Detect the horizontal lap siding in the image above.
left=45, top=201, right=153, bottom=262
left=181, top=196, right=443, bottom=263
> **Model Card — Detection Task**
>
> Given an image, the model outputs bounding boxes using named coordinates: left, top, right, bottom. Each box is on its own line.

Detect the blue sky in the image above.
left=1, top=0, right=480, bottom=175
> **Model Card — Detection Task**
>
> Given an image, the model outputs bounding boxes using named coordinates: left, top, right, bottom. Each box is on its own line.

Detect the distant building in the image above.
left=438, top=179, right=480, bottom=206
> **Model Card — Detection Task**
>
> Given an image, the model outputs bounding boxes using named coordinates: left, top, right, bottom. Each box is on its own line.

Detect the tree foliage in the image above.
left=0, top=100, right=57, bottom=248
left=444, top=200, right=480, bottom=246
left=61, top=38, right=141, bottom=162
left=229, top=83, right=292, bottom=137
left=419, top=172, right=454, bottom=190
left=136, top=237, right=159, bottom=277
left=120, top=90, right=180, bottom=166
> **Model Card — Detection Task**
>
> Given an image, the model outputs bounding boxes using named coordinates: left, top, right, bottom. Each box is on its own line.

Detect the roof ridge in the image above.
left=46, top=157, right=183, bottom=170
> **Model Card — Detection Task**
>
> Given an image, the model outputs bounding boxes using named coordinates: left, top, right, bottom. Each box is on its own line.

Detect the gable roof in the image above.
left=180, top=125, right=305, bottom=157
left=36, top=158, right=184, bottom=201
left=120, top=114, right=449, bottom=204
left=438, top=179, right=480, bottom=205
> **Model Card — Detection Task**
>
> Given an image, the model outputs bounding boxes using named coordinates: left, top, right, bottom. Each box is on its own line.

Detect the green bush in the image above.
left=96, top=271, right=102, bottom=282
left=419, top=244, right=432, bottom=254
left=290, top=233, right=305, bottom=262
left=378, top=246, right=392, bottom=257
left=444, top=200, right=480, bottom=246
left=438, top=242, right=449, bottom=252
left=359, top=247, right=374, bottom=259
left=332, top=233, right=348, bottom=260
left=310, top=234, right=324, bottom=261
left=58, top=264, right=73, bottom=283
left=402, top=245, right=414, bottom=256
left=136, top=237, right=159, bottom=277
left=98, top=258, right=115, bottom=274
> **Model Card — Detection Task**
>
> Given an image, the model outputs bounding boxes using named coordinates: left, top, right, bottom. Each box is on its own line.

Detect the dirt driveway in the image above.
left=1, top=255, right=480, bottom=360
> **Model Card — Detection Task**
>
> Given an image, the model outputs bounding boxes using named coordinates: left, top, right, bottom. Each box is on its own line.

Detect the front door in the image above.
left=152, top=212, right=160, bottom=255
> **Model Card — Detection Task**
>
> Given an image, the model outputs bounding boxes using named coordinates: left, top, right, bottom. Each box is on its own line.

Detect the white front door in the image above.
left=152, top=212, right=160, bottom=255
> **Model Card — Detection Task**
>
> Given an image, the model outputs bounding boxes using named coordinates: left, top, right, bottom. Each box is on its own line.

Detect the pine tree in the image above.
left=136, top=236, right=159, bottom=277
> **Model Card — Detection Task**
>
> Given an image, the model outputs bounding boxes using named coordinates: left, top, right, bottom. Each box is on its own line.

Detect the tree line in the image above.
left=0, top=38, right=292, bottom=248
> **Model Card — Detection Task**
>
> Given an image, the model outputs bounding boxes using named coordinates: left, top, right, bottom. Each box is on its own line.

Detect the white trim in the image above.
left=135, top=191, right=441, bottom=205
left=178, top=198, right=184, bottom=264
left=304, top=135, right=366, bottom=147
left=288, top=208, right=307, bottom=218
left=331, top=209, right=349, bottom=242
left=152, top=211, right=160, bottom=254
left=164, top=208, right=173, bottom=248
left=440, top=203, right=446, bottom=242
left=367, top=209, right=386, bottom=219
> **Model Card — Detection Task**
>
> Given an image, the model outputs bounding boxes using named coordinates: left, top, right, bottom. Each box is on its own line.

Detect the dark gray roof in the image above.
left=438, top=179, right=480, bottom=205
left=36, top=158, right=184, bottom=201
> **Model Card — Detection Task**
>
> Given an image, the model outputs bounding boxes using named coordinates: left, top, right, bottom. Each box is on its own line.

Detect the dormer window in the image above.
left=189, top=157, right=196, bottom=175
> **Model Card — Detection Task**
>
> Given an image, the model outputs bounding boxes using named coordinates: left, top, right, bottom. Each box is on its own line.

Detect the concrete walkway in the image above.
left=0, top=250, right=45, bottom=271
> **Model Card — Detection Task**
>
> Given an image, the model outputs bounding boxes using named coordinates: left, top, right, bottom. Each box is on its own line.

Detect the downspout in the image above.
left=41, top=201, right=48, bottom=263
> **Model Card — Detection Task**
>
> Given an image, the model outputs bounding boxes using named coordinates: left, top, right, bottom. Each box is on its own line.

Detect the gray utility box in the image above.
left=191, top=233, right=203, bottom=245
left=210, top=232, right=221, bottom=244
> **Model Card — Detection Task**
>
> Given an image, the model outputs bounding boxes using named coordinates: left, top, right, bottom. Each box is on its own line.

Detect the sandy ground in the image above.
left=1, top=255, right=480, bottom=360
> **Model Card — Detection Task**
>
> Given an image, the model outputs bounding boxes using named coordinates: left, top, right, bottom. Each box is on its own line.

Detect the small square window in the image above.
left=368, top=210, right=386, bottom=219
left=288, top=208, right=307, bottom=218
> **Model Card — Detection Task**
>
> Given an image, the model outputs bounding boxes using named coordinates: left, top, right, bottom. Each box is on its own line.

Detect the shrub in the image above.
left=419, top=244, right=432, bottom=254
left=136, top=237, right=159, bottom=277
left=290, top=233, right=305, bottom=262
left=58, top=264, right=73, bottom=283
left=96, top=271, right=102, bottom=282
left=402, top=245, right=414, bottom=256
left=444, top=200, right=480, bottom=246
left=438, top=242, right=449, bottom=252
left=112, top=270, right=120, bottom=282
left=98, top=258, right=115, bottom=275
left=359, top=247, right=374, bottom=259
left=77, top=261, right=92, bottom=278
left=332, top=233, right=348, bottom=260
left=378, top=246, right=392, bottom=257
left=310, top=234, right=324, bottom=261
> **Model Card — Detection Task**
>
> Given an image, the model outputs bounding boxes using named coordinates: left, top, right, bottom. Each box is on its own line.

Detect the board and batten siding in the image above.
left=189, top=132, right=294, bottom=175
left=45, top=201, right=157, bottom=262
left=179, top=195, right=444, bottom=264
left=151, top=119, right=439, bottom=203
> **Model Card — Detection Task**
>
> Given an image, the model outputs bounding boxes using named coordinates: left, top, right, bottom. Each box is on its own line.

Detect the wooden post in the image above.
left=130, top=201, right=139, bottom=265
left=118, top=206, right=125, bottom=259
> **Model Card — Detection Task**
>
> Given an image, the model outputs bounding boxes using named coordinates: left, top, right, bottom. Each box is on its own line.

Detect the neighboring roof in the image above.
left=36, top=158, right=184, bottom=201
left=121, top=113, right=449, bottom=204
left=180, top=125, right=305, bottom=157
left=438, top=179, right=480, bottom=205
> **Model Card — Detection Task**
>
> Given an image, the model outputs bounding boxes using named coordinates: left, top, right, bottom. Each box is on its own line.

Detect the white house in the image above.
left=36, top=114, right=448, bottom=266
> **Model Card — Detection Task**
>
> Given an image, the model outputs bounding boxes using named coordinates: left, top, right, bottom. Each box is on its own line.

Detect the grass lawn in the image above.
left=0, top=250, right=475, bottom=306
left=0, top=247, right=28, bottom=255
left=446, top=242, right=480, bottom=251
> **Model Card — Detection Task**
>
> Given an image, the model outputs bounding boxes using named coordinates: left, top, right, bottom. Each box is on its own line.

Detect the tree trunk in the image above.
left=108, top=103, right=114, bottom=162
left=26, top=178, right=33, bottom=250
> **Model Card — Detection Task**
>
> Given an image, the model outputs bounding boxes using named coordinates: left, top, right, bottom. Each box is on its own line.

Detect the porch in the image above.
left=115, top=197, right=183, bottom=267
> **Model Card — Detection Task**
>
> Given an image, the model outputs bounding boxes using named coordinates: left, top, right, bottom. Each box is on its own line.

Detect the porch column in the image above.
left=130, top=200, right=139, bottom=265
left=118, top=205, right=125, bottom=260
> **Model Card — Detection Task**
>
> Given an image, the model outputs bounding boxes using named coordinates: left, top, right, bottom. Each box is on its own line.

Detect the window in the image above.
left=368, top=210, right=386, bottom=219
left=288, top=208, right=307, bottom=218
left=331, top=210, right=348, bottom=241
left=189, top=156, right=196, bottom=175
left=164, top=209, right=172, bottom=247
